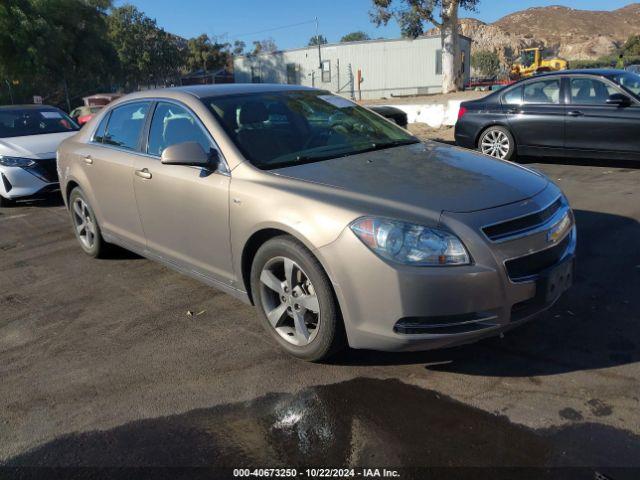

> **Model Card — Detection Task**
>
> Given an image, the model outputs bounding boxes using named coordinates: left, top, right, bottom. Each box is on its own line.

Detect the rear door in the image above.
left=80, top=101, right=150, bottom=247
left=131, top=100, right=233, bottom=285
left=564, top=75, right=640, bottom=158
left=504, top=77, right=565, bottom=156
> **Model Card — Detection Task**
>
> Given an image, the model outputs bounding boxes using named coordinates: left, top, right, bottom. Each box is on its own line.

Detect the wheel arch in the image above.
left=474, top=122, right=516, bottom=148
left=240, top=226, right=339, bottom=306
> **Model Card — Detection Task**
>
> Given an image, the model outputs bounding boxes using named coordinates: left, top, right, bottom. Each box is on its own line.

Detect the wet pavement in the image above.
left=6, top=378, right=640, bottom=471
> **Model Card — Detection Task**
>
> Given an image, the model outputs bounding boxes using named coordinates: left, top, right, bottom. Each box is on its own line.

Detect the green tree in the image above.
left=308, top=35, right=328, bottom=46
left=108, top=4, right=182, bottom=89
left=471, top=50, right=500, bottom=77
left=370, top=0, right=480, bottom=93
left=185, top=34, right=230, bottom=73
left=0, top=0, right=116, bottom=107
left=620, top=35, right=640, bottom=57
left=340, top=31, right=371, bottom=42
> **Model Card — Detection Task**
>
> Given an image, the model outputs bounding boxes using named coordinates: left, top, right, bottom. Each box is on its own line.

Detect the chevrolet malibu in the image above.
left=57, top=84, right=576, bottom=361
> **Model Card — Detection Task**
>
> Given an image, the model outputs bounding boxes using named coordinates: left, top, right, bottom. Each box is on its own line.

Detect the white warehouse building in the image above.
left=233, top=34, right=472, bottom=100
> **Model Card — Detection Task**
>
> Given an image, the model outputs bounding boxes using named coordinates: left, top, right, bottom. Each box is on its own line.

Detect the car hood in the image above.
left=273, top=142, right=548, bottom=214
left=0, top=131, right=77, bottom=159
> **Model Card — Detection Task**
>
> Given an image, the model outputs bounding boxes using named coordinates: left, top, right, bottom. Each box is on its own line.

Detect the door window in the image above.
left=523, top=79, right=561, bottom=104
left=503, top=86, right=523, bottom=105
left=103, top=102, right=150, bottom=150
left=146, top=102, right=213, bottom=157
left=570, top=77, right=618, bottom=105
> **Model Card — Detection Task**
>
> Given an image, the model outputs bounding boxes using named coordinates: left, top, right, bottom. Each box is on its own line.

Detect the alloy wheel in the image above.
left=259, top=256, right=320, bottom=346
left=72, top=197, right=96, bottom=250
left=481, top=130, right=511, bottom=159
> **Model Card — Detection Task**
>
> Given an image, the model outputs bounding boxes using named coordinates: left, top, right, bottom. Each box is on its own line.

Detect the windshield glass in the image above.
left=0, top=108, right=79, bottom=138
left=607, top=71, right=640, bottom=98
left=206, top=90, right=418, bottom=169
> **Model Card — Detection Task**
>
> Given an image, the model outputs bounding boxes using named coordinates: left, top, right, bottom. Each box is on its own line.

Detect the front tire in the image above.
left=68, top=187, right=108, bottom=258
left=250, top=236, right=345, bottom=362
left=478, top=126, right=516, bottom=161
left=0, top=195, right=14, bottom=208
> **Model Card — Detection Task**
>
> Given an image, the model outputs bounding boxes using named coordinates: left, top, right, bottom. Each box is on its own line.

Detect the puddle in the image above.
left=6, top=378, right=640, bottom=472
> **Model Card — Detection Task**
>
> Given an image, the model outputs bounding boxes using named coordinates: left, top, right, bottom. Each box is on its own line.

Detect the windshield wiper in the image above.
left=360, top=138, right=420, bottom=153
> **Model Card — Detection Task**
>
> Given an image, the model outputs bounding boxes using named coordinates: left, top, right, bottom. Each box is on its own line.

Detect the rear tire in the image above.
left=0, top=195, right=13, bottom=208
left=478, top=126, right=516, bottom=161
left=250, top=236, right=345, bottom=362
left=68, top=187, right=108, bottom=258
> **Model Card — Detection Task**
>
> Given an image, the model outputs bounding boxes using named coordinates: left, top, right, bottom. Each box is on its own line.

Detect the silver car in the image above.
left=57, top=85, right=576, bottom=361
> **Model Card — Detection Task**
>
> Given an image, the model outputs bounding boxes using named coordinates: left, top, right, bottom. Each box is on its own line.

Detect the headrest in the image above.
left=239, top=101, right=268, bottom=125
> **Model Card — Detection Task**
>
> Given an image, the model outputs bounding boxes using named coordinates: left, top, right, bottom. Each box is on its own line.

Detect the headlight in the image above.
left=0, top=156, right=36, bottom=167
left=350, top=217, right=470, bottom=266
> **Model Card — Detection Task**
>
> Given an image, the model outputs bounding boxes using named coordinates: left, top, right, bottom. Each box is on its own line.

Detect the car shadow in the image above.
left=9, top=192, right=65, bottom=207
left=335, top=209, right=640, bottom=376
left=518, top=155, right=640, bottom=170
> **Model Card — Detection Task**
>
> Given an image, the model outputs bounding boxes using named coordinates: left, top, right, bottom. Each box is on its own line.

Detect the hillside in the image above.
left=441, top=3, right=640, bottom=62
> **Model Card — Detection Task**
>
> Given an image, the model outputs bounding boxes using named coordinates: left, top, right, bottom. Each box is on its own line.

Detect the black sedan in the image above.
left=455, top=69, right=640, bottom=161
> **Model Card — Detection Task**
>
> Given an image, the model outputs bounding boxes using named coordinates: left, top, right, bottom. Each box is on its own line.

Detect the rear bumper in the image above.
left=317, top=186, right=576, bottom=352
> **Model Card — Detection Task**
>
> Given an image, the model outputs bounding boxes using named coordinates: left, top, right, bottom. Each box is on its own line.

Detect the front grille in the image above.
left=483, top=197, right=563, bottom=242
left=27, top=158, right=58, bottom=183
left=505, top=233, right=571, bottom=281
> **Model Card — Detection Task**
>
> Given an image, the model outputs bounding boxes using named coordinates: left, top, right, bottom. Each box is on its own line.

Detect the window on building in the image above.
left=435, top=49, right=442, bottom=75
left=286, top=63, right=298, bottom=84
left=321, top=60, right=331, bottom=83
left=251, top=66, right=261, bottom=84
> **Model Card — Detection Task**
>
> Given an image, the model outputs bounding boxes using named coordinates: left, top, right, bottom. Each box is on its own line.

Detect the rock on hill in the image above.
left=448, top=3, right=640, bottom=62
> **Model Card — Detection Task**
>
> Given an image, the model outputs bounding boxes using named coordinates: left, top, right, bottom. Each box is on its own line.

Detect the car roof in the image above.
left=524, top=68, right=625, bottom=79
left=0, top=104, right=61, bottom=111
left=135, top=83, right=319, bottom=99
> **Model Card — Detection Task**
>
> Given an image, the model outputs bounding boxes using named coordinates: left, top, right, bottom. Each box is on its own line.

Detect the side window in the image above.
left=435, top=49, right=443, bottom=75
left=570, top=77, right=618, bottom=105
left=523, top=79, right=561, bottom=104
left=147, top=102, right=212, bottom=157
left=92, top=112, right=110, bottom=143
left=103, top=102, right=150, bottom=150
left=503, top=86, right=523, bottom=105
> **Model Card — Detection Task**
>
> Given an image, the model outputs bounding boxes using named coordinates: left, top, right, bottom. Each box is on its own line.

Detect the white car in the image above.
left=0, top=105, right=79, bottom=207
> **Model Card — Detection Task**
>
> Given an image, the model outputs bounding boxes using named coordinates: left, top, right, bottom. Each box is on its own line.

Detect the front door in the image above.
left=131, top=101, right=233, bottom=284
left=564, top=76, right=640, bottom=158
left=504, top=77, right=565, bottom=156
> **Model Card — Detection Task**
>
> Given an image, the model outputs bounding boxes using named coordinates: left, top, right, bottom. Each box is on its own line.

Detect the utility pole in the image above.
left=315, top=16, right=322, bottom=69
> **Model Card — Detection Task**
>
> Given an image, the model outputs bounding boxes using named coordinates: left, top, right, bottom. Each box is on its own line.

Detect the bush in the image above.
left=471, top=50, right=501, bottom=78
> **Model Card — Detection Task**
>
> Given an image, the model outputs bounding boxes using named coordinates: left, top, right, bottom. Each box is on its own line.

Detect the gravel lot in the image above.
left=1, top=140, right=639, bottom=471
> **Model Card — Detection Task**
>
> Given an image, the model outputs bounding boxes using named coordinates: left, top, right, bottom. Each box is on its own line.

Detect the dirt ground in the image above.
left=363, top=90, right=488, bottom=106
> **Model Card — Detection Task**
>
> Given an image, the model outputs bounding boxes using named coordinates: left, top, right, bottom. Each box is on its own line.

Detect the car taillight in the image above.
left=457, top=106, right=467, bottom=120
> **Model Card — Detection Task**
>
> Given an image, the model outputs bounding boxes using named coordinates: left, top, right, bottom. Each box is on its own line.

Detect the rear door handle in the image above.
left=506, top=108, right=521, bottom=114
left=83, top=155, right=93, bottom=165
left=135, top=168, right=152, bottom=179
left=567, top=110, right=584, bottom=117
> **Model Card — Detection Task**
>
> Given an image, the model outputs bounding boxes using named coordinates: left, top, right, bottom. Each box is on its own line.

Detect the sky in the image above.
left=118, top=0, right=636, bottom=50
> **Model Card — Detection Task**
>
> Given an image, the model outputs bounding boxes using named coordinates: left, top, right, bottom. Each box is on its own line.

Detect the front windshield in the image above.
left=0, top=108, right=79, bottom=138
left=607, top=71, right=640, bottom=98
left=206, top=91, right=418, bottom=169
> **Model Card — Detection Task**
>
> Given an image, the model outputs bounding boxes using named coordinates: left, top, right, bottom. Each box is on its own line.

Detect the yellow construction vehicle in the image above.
left=510, top=47, right=568, bottom=79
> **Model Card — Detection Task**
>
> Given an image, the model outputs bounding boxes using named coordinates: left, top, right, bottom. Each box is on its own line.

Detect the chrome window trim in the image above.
left=481, top=195, right=565, bottom=243
left=87, top=97, right=230, bottom=176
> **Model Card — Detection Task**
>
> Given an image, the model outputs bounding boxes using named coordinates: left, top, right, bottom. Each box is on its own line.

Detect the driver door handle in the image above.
left=567, top=110, right=584, bottom=117
left=83, top=155, right=93, bottom=165
left=135, top=168, right=152, bottom=179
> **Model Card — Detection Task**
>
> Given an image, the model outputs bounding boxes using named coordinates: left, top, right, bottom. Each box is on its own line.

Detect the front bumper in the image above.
left=0, top=161, right=59, bottom=200
left=318, top=187, right=576, bottom=352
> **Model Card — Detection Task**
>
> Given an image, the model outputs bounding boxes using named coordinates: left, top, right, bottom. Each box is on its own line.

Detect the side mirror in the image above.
left=606, top=93, right=632, bottom=106
left=160, top=141, right=219, bottom=170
